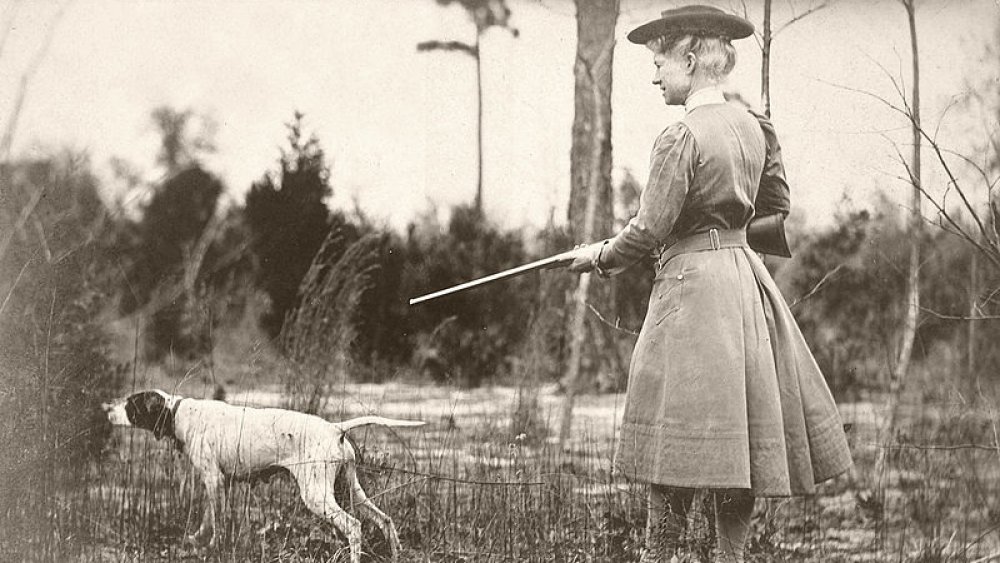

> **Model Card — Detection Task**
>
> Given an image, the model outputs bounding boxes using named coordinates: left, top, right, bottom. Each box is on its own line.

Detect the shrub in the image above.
left=397, top=205, right=533, bottom=387
left=120, top=165, right=224, bottom=361
left=777, top=203, right=907, bottom=397
left=245, top=113, right=347, bottom=340
left=778, top=197, right=1000, bottom=398
left=0, top=153, right=125, bottom=555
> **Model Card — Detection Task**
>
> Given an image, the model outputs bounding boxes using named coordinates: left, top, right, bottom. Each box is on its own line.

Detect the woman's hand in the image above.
left=565, top=242, right=605, bottom=274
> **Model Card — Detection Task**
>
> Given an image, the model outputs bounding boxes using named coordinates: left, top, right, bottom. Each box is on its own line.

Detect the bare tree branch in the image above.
left=883, top=139, right=1000, bottom=269
left=823, top=78, right=999, bottom=259
left=933, top=93, right=968, bottom=143
left=183, top=206, right=225, bottom=295
left=789, top=264, right=844, bottom=309
left=733, top=0, right=764, bottom=50
left=773, top=1, right=829, bottom=37
left=130, top=238, right=250, bottom=322
left=982, top=285, right=1000, bottom=307
left=0, top=185, right=44, bottom=261
left=934, top=146, right=1000, bottom=194
left=920, top=307, right=1000, bottom=322
left=868, top=50, right=910, bottom=117
left=416, top=40, right=477, bottom=56
left=585, top=302, right=639, bottom=336
left=816, top=75, right=901, bottom=117
left=921, top=130, right=994, bottom=243
left=30, top=214, right=52, bottom=262
left=0, top=255, right=32, bottom=318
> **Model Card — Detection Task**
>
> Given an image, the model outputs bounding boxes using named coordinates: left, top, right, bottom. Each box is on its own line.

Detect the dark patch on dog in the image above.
left=343, top=432, right=363, bottom=465
left=228, top=465, right=290, bottom=486
left=344, top=432, right=365, bottom=465
left=125, top=391, right=174, bottom=440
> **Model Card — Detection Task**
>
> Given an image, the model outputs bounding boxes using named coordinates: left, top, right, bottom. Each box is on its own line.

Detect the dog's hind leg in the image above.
left=292, top=462, right=363, bottom=563
left=345, top=462, right=402, bottom=562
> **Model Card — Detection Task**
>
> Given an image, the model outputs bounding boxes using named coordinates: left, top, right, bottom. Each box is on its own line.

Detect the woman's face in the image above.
left=651, top=50, right=694, bottom=106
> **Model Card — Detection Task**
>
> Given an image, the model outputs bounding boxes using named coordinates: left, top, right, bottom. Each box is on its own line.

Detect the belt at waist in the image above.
left=654, top=228, right=748, bottom=271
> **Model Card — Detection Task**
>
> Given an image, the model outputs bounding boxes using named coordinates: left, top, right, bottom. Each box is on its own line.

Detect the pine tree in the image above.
left=245, top=112, right=334, bottom=339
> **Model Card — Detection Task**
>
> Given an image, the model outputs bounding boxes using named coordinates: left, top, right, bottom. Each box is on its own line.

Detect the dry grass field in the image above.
left=3, top=377, right=1000, bottom=562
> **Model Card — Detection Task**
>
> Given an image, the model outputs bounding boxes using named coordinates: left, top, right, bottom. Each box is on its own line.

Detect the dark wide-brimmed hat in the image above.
left=627, top=5, right=755, bottom=44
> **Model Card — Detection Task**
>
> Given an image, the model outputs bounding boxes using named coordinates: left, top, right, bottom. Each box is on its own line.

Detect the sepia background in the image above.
left=1, top=0, right=999, bottom=561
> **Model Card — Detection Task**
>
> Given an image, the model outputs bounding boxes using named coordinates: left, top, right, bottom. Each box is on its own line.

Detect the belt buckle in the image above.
left=709, top=228, right=721, bottom=250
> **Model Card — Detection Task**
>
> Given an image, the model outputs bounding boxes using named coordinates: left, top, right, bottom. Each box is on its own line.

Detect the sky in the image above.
left=2, top=0, right=998, bottom=233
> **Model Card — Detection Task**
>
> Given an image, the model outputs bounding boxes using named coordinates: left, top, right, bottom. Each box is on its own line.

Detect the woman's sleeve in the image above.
left=752, top=111, right=791, bottom=218
left=600, top=123, right=698, bottom=273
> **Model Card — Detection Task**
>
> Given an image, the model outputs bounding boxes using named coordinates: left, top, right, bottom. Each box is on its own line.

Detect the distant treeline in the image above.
left=2, top=112, right=999, bottom=468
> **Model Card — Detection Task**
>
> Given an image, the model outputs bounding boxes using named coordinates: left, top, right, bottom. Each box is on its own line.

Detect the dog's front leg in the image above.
left=189, top=467, right=223, bottom=548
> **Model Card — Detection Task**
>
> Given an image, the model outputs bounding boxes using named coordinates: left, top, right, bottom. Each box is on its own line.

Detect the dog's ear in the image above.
left=145, top=392, right=174, bottom=440
left=124, top=392, right=149, bottom=427
left=126, top=391, right=173, bottom=440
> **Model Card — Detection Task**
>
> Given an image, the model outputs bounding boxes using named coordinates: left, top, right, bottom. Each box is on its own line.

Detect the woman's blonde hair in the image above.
left=647, top=33, right=737, bottom=80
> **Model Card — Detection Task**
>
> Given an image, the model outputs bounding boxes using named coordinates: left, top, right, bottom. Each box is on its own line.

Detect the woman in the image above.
left=566, top=6, right=853, bottom=562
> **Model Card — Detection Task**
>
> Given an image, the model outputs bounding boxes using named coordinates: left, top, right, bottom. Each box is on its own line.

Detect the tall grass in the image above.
left=3, top=388, right=999, bottom=562
left=280, top=230, right=381, bottom=414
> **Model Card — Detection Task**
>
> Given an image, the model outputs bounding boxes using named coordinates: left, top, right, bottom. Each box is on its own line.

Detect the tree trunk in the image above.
left=876, top=0, right=922, bottom=493
left=761, top=0, right=772, bottom=118
left=967, top=248, right=977, bottom=385
left=892, top=0, right=922, bottom=395
left=474, top=38, right=484, bottom=214
left=558, top=0, right=618, bottom=447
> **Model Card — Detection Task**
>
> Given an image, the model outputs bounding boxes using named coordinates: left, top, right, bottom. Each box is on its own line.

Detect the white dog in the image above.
left=103, top=389, right=423, bottom=563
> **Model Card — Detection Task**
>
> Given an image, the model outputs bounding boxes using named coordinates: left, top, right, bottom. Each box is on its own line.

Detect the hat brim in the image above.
left=627, top=12, right=755, bottom=44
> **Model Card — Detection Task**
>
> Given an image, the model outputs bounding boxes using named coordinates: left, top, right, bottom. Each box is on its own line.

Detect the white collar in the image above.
left=164, top=393, right=182, bottom=413
left=684, top=87, right=726, bottom=113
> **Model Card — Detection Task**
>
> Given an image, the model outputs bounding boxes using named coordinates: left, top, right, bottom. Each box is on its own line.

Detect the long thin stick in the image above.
left=409, top=250, right=574, bottom=305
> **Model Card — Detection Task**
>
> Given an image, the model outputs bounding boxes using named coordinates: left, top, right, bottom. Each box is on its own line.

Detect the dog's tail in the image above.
left=336, top=416, right=425, bottom=434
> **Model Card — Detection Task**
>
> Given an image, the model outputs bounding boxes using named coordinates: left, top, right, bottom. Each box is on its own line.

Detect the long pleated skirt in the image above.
left=614, top=245, right=853, bottom=497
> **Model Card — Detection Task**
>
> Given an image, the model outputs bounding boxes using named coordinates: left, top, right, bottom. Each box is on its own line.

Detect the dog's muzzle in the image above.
left=104, top=401, right=131, bottom=427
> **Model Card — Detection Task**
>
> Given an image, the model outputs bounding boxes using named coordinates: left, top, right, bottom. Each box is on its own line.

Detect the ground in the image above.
left=3, top=379, right=999, bottom=562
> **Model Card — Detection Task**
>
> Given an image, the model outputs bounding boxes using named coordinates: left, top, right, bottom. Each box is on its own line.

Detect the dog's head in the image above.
left=102, top=390, right=179, bottom=440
